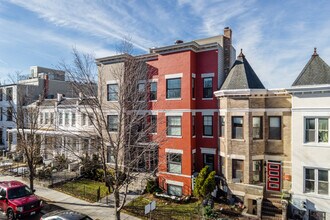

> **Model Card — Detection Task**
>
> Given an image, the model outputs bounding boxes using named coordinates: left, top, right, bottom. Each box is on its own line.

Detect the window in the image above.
left=253, top=160, right=263, bottom=183
left=232, top=116, right=243, bottom=139
left=45, top=112, right=49, bottom=124
left=40, top=113, right=43, bottom=124
left=150, top=115, right=157, bottom=133
left=107, top=146, right=115, bottom=163
left=65, top=113, right=69, bottom=126
left=166, top=78, right=181, bottom=99
left=318, top=119, right=328, bottom=143
left=203, top=154, right=214, bottom=171
left=0, top=89, right=2, bottom=101
left=219, top=116, right=225, bottom=137
left=305, top=168, right=315, bottom=193
left=6, top=88, right=12, bottom=101
left=167, top=153, right=182, bottom=173
left=203, top=116, right=213, bottom=136
left=72, top=113, right=76, bottom=127
left=168, top=184, right=182, bottom=197
left=107, top=84, right=118, bottom=101
left=0, top=107, right=2, bottom=121
left=304, top=168, right=329, bottom=195
left=269, top=116, right=281, bottom=140
left=82, top=139, right=89, bottom=152
left=203, top=77, right=213, bottom=98
left=253, top=117, right=263, bottom=139
left=59, top=112, right=63, bottom=125
left=192, top=116, right=195, bottom=136
left=167, top=116, right=182, bottom=136
left=108, top=115, right=118, bottom=132
left=232, top=159, right=244, bottom=182
left=0, top=128, right=3, bottom=145
left=50, top=113, right=54, bottom=124
left=192, top=78, right=195, bottom=99
left=150, top=82, right=157, bottom=100
left=7, top=107, right=12, bottom=121
left=305, top=118, right=315, bottom=142
left=137, top=82, right=145, bottom=100
left=82, top=113, right=87, bottom=126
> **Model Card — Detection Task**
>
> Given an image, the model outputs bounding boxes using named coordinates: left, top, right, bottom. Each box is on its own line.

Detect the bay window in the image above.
left=232, top=116, right=243, bottom=139
left=166, top=78, right=181, bottom=99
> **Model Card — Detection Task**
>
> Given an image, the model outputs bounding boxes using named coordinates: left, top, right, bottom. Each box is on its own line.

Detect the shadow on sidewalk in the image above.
left=48, top=201, right=115, bottom=208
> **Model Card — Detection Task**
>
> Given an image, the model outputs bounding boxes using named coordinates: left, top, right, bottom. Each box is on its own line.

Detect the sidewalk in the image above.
left=0, top=175, right=140, bottom=220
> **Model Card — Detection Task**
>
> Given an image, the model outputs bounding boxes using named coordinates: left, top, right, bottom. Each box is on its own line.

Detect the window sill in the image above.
left=166, top=98, right=182, bottom=101
left=253, top=139, right=264, bottom=141
left=267, top=139, right=282, bottom=142
left=107, top=100, right=118, bottom=102
left=167, top=136, right=182, bottom=139
left=303, top=192, right=330, bottom=199
left=231, top=139, right=245, bottom=142
left=192, top=98, right=196, bottom=100
left=109, top=131, right=118, bottom=134
left=149, top=100, right=157, bottom=102
left=151, top=132, right=157, bottom=135
left=303, top=142, right=330, bottom=147
left=202, top=98, right=213, bottom=101
left=202, top=136, right=214, bottom=138
left=192, top=136, right=196, bottom=138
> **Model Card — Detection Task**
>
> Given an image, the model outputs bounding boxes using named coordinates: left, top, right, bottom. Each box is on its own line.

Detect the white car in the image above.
left=40, top=210, right=93, bottom=220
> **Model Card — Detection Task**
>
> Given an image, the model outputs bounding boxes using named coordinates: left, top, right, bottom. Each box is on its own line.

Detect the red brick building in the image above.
left=96, top=27, right=236, bottom=196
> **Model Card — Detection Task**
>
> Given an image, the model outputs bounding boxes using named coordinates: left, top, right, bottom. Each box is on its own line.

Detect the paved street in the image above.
left=0, top=175, right=140, bottom=220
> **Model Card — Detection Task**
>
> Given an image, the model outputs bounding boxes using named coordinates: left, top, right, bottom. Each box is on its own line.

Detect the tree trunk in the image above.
left=114, top=188, right=120, bottom=220
left=29, top=172, right=34, bottom=191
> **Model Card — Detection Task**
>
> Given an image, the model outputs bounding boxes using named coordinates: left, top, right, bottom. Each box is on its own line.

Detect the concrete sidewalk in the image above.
left=0, top=175, right=140, bottom=220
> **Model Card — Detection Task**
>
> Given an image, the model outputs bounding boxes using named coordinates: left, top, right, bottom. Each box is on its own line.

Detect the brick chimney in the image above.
left=223, top=27, right=232, bottom=78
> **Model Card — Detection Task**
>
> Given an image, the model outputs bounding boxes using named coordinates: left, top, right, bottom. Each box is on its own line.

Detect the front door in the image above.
left=267, top=161, right=281, bottom=192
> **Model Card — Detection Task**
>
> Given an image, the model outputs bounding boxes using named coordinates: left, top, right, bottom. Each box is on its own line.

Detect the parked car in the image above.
left=41, top=210, right=93, bottom=220
left=0, top=180, right=43, bottom=219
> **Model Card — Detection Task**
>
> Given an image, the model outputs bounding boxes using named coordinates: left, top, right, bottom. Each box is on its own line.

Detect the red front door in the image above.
left=267, top=161, right=281, bottom=192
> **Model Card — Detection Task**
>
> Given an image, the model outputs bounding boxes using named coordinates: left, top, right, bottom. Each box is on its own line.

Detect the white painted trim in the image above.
left=192, top=149, right=196, bottom=154
left=165, top=73, right=183, bottom=79
left=166, top=136, right=182, bottom=139
left=229, top=154, right=245, bottom=160
left=106, top=80, right=118, bottom=84
left=264, top=155, right=284, bottom=161
left=165, top=98, right=182, bottom=101
left=159, top=172, right=192, bottom=178
left=202, top=98, right=214, bottom=101
left=166, top=180, right=184, bottom=186
left=202, top=111, right=214, bottom=116
left=148, top=78, right=158, bottom=82
left=202, top=136, right=214, bottom=139
left=192, top=73, right=196, bottom=78
left=219, top=151, right=226, bottom=157
left=138, top=80, right=146, bottom=84
left=252, top=155, right=265, bottom=160
left=201, top=73, right=215, bottom=78
left=192, top=112, right=196, bottom=116
left=201, top=148, right=216, bottom=154
left=165, top=148, right=183, bottom=154
left=219, top=108, right=291, bottom=113
left=231, top=190, right=246, bottom=197
left=165, top=112, right=183, bottom=116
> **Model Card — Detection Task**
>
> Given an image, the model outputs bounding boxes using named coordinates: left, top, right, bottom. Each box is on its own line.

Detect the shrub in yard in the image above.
left=146, top=178, right=157, bottom=193
left=37, top=167, right=52, bottom=179
left=54, top=154, right=69, bottom=171
left=193, top=166, right=216, bottom=199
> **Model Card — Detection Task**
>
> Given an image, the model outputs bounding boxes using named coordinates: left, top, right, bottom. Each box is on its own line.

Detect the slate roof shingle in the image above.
left=292, top=48, right=330, bottom=86
left=220, top=50, right=265, bottom=90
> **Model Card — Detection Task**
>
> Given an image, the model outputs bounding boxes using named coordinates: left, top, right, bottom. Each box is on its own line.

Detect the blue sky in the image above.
left=1, top=0, right=330, bottom=88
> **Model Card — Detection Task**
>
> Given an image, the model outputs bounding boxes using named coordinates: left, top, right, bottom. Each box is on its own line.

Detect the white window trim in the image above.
left=192, top=73, right=196, bottom=78
left=165, top=73, right=183, bottom=79
left=202, top=111, right=214, bottom=116
left=192, top=149, right=196, bottom=154
left=165, top=148, right=183, bottom=154
left=304, top=117, right=330, bottom=145
left=304, top=167, right=329, bottom=196
left=148, top=78, right=158, bottom=82
left=201, top=148, right=216, bottom=155
left=165, top=98, right=182, bottom=101
left=165, top=112, right=183, bottom=116
left=138, top=80, right=146, bottom=84
left=201, top=73, right=215, bottom=78
left=106, top=80, right=118, bottom=84
left=166, top=180, right=184, bottom=187
left=202, top=98, right=214, bottom=101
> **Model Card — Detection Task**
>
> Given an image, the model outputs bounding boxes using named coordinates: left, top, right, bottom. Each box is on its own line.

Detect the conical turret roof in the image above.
left=221, top=50, right=265, bottom=90
left=292, top=48, right=330, bottom=86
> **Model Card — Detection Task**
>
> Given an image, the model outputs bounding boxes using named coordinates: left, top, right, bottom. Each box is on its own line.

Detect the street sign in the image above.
left=145, top=200, right=156, bottom=215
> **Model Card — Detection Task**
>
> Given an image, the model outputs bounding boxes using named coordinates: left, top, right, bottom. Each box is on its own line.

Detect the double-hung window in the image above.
left=45, top=113, right=49, bottom=124
left=304, top=168, right=329, bottom=195
left=6, top=107, right=12, bottom=121
left=232, top=116, right=243, bottom=139
left=253, top=117, right=263, bottom=139
left=167, top=153, right=182, bottom=173
left=168, top=184, right=182, bottom=197
left=107, top=84, right=118, bottom=101
left=59, top=112, right=63, bottom=125
left=167, top=116, right=182, bottom=136
left=150, top=82, right=157, bottom=101
left=6, top=88, right=12, bottom=101
left=65, top=113, right=69, bottom=126
left=137, top=82, right=145, bottom=101
left=203, top=116, right=213, bottom=136
left=192, top=78, right=196, bottom=99
left=166, top=78, right=181, bottom=99
left=305, top=118, right=329, bottom=143
left=269, top=116, right=281, bottom=140
left=219, top=116, right=225, bottom=137
left=150, top=115, right=157, bottom=133
left=108, top=115, right=118, bottom=132
left=232, top=159, right=244, bottom=182
left=192, top=116, right=196, bottom=136
left=72, top=113, right=76, bottom=127
left=203, top=77, right=213, bottom=98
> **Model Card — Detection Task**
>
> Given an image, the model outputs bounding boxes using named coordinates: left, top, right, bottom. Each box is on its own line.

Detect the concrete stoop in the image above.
left=262, top=193, right=283, bottom=220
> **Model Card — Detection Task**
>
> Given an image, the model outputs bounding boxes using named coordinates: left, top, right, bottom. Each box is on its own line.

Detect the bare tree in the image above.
left=60, top=43, right=164, bottom=219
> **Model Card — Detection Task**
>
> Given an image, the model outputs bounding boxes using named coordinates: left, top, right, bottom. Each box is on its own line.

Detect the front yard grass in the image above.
left=123, top=194, right=202, bottom=220
left=53, top=178, right=110, bottom=202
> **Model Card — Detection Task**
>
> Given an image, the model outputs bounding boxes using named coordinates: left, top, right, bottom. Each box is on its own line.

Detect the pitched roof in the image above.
left=220, top=50, right=265, bottom=90
left=292, top=48, right=330, bottom=86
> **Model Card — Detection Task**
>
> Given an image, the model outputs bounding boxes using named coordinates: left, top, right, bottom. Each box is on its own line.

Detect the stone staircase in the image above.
left=262, top=192, right=283, bottom=220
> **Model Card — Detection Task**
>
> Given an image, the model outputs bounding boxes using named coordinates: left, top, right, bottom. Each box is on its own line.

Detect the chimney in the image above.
left=57, top=93, right=63, bottom=102
left=175, top=40, right=184, bottom=44
left=223, top=27, right=232, bottom=39
left=223, top=27, right=233, bottom=79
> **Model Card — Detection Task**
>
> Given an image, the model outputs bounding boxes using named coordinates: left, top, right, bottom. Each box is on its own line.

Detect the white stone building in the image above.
left=289, top=49, right=330, bottom=219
